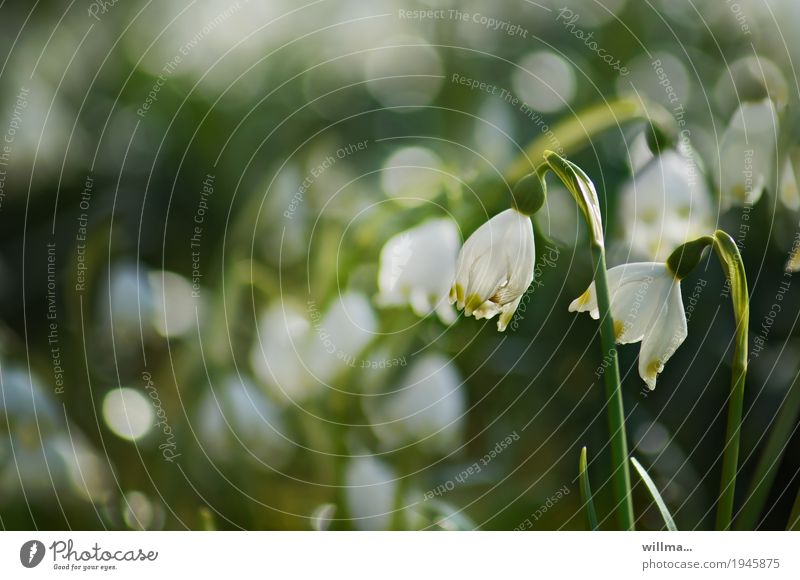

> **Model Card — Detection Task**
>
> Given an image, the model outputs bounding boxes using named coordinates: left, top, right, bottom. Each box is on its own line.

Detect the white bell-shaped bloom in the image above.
left=376, top=218, right=459, bottom=323
left=365, top=354, right=466, bottom=454
left=618, top=149, right=714, bottom=261
left=344, top=454, right=397, bottom=530
left=306, top=292, right=377, bottom=381
left=716, top=98, right=778, bottom=210
left=250, top=302, right=314, bottom=402
left=569, top=262, right=687, bottom=390
left=449, top=208, right=535, bottom=331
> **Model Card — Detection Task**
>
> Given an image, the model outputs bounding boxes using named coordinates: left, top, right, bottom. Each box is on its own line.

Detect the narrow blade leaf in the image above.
left=631, top=457, right=678, bottom=531
left=579, top=447, right=599, bottom=530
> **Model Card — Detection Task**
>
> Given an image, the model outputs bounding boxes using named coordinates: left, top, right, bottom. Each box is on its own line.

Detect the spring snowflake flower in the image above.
left=376, top=218, right=459, bottom=323
left=569, top=262, right=687, bottom=390
left=618, top=149, right=713, bottom=261
left=449, top=208, right=535, bottom=331
left=716, top=98, right=778, bottom=210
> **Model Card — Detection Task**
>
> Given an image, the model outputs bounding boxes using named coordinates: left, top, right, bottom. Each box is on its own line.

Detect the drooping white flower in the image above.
left=449, top=208, right=535, bottom=331
left=618, top=149, right=714, bottom=261
left=364, top=354, right=466, bottom=454
left=569, top=262, right=687, bottom=390
left=376, top=218, right=459, bottom=323
left=716, top=98, right=778, bottom=210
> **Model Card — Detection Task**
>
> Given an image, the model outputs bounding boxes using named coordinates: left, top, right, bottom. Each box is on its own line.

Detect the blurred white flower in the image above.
left=250, top=302, right=314, bottom=402
left=376, top=218, right=459, bottom=323
left=197, top=376, right=292, bottom=468
left=102, top=388, right=154, bottom=442
left=306, top=292, right=377, bottom=381
left=716, top=98, right=778, bottom=210
left=149, top=270, right=198, bottom=338
left=365, top=354, right=466, bottom=454
left=569, top=262, right=687, bottom=390
left=450, top=208, right=535, bottom=331
left=618, top=149, right=713, bottom=261
left=251, top=294, right=377, bottom=401
left=0, top=367, right=111, bottom=501
left=345, top=454, right=397, bottom=531
left=365, top=36, right=444, bottom=108
left=381, top=147, right=446, bottom=206
left=786, top=244, right=800, bottom=273
left=98, top=262, right=154, bottom=346
left=779, top=151, right=800, bottom=212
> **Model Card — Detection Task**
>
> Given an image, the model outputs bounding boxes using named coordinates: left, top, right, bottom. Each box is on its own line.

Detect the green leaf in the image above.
left=631, top=457, right=678, bottom=531
left=788, top=487, right=800, bottom=530
left=542, top=151, right=605, bottom=248
left=579, top=447, right=599, bottom=531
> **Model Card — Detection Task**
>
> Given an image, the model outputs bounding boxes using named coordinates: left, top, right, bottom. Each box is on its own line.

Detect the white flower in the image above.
left=779, top=152, right=800, bottom=212
left=345, top=455, right=397, bottom=531
left=618, top=149, right=713, bottom=261
left=376, top=218, right=459, bottom=323
left=197, top=376, right=292, bottom=468
left=569, top=262, right=687, bottom=390
left=449, top=208, right=535, bottom=331
left=250, top=302, right=314, bottom=401
left=716, top=98, right=778, bottom=210
left=364, top=354, right=466, bottom=454
left=305, top=292, right=377, bottom=381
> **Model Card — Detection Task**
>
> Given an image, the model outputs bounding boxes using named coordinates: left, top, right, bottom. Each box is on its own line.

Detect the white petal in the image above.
left=570, top=262, right=664, bottom=322
left=472, top=301, right=502, bottom=320
left=638, top=279, right=688, bottom=390
left=452, top=209, right=534, bottom=316
left=568, top=282, right=599, bottom=318
left=608, top=263, right=671, bottom=344
left=497, top=295, right=524, bottom=332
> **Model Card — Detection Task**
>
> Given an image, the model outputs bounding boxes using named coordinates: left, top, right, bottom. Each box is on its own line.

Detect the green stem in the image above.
left=507, top=97, right=676, bottom=183
left=542, top=151, right=634, bottom=530
left=592, top=243, right=636, bottom=531
left=711, top=231, right=750, bottom=531
left=668, top=231, right=749, bottom=531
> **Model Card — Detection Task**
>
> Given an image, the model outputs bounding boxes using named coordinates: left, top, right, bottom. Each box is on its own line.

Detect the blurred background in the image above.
left=1, top=0, right=799, bottom=531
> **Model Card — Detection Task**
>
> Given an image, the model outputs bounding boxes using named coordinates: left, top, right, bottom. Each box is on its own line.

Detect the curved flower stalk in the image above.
left=716, top=98, right=779, bottom=210
left=661, top=231, right=750, bottom=530
left=541, top=151, right=635, bottom=530
left=569, top=261, right=688, bottom=390
left=376, top=218, right=460, bottom=323
left=618, top=147, right=714, bottom=261
left=449, top=175, right=544, bottom=331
